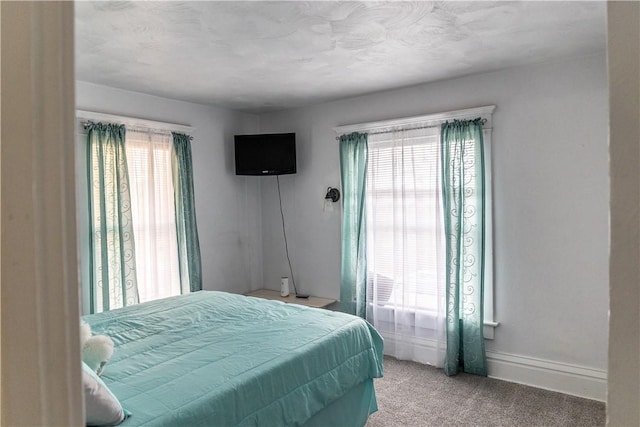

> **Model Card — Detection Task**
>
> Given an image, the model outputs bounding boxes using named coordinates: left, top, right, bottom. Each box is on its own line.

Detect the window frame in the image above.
left=124, top=127, right=182, bottom=304
left=334, top=105, right=497, bottom=338
left=75, top=110, right=193, bottom=314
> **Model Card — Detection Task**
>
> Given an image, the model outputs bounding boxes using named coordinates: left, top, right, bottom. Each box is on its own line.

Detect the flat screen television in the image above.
left=234, top=133, right=296, bottom=176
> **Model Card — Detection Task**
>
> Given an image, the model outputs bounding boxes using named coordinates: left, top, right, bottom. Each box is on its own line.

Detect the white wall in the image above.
left=258, top=54, right=609, bottom=391
left=75, top=82, right=262, bottom=310
left=75, top=53, right=609, bottom=398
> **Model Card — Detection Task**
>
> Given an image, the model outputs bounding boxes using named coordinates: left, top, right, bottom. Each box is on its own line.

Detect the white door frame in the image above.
left=607, top=2, right=640, bottom=425
left=1, top=2, right=83, bottom=425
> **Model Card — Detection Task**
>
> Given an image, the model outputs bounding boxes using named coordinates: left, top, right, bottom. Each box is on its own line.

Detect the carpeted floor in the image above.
left=366, top=356, right=605, bottom=427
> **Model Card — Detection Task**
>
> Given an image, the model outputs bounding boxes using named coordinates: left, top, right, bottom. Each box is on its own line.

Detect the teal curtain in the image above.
left=339, top=132, right=368, bottom=318
left=171, top=132, right=202, bottom=293
left=86, top=122, right=139, bottom=313
left=441, top=119, right=487, bottom=376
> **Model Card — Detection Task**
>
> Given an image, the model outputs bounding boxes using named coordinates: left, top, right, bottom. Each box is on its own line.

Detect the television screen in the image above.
left=234, top=133, right=296, bottom=176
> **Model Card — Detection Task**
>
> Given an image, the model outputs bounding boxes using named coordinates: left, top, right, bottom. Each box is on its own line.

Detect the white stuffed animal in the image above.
left=80, top=321, right=114, bottom=376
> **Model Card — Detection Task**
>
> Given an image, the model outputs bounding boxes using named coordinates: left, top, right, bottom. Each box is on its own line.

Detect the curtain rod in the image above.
left=82, top=121, right=194, bottom=142
left=333, top=105, right=496, bottom=140
left=76, top=109, right=193, bottom=134
left=334, top=118, right=487, bottom=141
left=81, top=121, right=193, bottom=140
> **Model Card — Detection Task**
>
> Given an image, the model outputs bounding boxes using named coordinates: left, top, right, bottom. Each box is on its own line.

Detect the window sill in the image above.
left=484, top=321, right=499, bottom=340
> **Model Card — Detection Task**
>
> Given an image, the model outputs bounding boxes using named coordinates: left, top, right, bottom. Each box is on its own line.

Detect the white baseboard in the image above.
left=486, top=350, right=607, bottom=402
left=380, top=332, right=607, bottom=402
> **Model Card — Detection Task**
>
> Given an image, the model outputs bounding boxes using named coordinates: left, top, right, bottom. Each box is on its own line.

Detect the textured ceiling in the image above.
left=75, top=1, right=606, bottom=113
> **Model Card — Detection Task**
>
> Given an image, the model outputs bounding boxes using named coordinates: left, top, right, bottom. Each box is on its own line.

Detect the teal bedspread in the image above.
left=83, top=291, right=384, bottom=426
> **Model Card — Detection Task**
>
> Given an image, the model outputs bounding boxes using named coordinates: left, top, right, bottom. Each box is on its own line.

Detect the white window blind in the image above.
left=125, top=128, right=182, bottom=303
left=366, top=126, right=445, bottom=314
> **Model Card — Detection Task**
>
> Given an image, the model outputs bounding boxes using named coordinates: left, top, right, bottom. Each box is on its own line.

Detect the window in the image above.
left=366, top=126, right=445, bottom=315
left=337, top=106, right=495, bottom=366
left=339, top=106, right=495, bottom=351
left=366, top=121, right=494, bottom=316
left=80, top=111, right=199, bottom=314
left=125, top=128, right=182, bottom=303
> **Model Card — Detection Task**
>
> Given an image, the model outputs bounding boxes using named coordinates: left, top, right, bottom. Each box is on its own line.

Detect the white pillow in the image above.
left=82, top=361, right=125, bottom=426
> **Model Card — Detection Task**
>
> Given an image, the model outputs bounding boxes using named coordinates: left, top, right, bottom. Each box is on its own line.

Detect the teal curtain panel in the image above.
left=440, top=119, right=487, bottom=376
left=171, top=132, right=203, bottom=293
left=339, top=132, right=368, bottom=318
left=86, top=122, right=139, bottom=313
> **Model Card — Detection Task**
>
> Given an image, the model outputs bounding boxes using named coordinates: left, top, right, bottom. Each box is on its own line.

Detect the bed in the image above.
left=83, top=290, right=384, bottom=426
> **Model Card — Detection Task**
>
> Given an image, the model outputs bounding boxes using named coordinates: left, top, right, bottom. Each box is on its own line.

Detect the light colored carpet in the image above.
left=366, top=356, right=605, bottom=427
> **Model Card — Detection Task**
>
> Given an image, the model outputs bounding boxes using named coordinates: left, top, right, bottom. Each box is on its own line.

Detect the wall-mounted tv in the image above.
left=234, top=132, right=296, bottom=176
